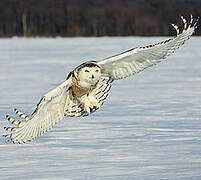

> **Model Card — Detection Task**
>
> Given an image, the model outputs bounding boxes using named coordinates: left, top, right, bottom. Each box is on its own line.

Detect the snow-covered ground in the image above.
left=0, top=37, right=201, bottom=180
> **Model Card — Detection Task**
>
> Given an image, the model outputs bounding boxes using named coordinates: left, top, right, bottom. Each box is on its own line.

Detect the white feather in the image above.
left=4, top=15, right=198, bottom=144
left=98, top=16, right=198, bottom=80
left=4, top=78, right=72, bottom=143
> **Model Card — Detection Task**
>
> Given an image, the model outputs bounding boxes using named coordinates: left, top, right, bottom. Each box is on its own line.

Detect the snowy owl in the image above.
left=3, top=15, right=199, bottom=143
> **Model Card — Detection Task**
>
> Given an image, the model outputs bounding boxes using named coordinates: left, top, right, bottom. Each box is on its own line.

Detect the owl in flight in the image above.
left=3, top=15, right=199, bottom=143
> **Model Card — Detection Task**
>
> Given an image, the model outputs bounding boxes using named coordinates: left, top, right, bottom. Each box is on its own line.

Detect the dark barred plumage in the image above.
left=65, top=76, right=113, bottom=117
left=3, top=15, right=198, bottom=143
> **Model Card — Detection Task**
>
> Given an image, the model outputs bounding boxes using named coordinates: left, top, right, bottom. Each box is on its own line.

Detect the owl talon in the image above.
left=81, top=93, right=100, bottom=114
left=89, top=107, right=93, bottom=113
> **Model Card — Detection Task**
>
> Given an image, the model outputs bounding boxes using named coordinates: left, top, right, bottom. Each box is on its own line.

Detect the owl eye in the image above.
left=85, top=70, right=90, bottom=73
left=95, top=69, right=99, bottom=73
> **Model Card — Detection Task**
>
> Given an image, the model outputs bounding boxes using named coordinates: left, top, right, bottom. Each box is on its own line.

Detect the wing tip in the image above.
left=170, top=15, right=199, bottom=37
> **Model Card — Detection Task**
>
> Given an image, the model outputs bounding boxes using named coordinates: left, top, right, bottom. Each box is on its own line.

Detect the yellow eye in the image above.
left=95, top=69, right=99, bottom=73
left=85, top=70, right=89, bottom=73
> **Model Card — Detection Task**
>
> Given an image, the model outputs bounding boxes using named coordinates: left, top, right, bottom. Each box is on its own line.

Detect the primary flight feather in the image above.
left=3, top=15, right=199, bottom=143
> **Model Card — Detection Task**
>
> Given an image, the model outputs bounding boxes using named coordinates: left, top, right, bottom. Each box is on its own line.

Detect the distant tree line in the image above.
left=0, top=0, right=200, bottom=37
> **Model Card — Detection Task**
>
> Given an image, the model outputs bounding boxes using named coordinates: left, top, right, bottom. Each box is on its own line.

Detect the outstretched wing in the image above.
left=98, top=15, right=199, bottom=80
left=4, top=77, right=72, bottom=143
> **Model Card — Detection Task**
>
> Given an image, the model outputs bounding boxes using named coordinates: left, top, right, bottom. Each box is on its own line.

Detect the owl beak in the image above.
left=91, top=75, right=95, bottom=79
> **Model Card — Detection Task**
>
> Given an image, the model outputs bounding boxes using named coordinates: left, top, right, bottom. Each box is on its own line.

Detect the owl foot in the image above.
left=82, top=93, right=100, bottom=113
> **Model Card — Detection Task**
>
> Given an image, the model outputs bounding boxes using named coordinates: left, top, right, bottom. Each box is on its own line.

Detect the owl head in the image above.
left=73, top=61, right=102, bottom=89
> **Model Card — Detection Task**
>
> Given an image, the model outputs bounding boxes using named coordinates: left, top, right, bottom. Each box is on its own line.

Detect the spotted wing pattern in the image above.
left=98, top=15, right=199, bottom=80
left=3, top=79, right=72, bottom=143
left=3, top=15, right=198, bottom=144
